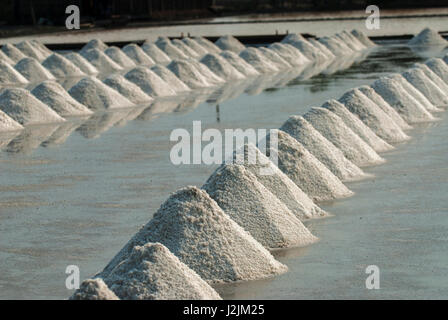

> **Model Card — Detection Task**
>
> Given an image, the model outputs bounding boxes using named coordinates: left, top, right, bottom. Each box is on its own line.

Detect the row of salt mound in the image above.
left=64, top=52, right=99, bottom=75
left=239, top=47, right=279, bottom=73
left=258, top=47, right=292, bottom=69
left=1, top=43, right=27, bottom=63
left=0, top=60, right=29, bottom=85
left=280, top=115, right=368, bottom=180
left=0, top=50, right=15, bottom=65
left=219, top=50, right=260, bottom=77
left=0, top=88, right=65, bottom=125
left=281, top=33, right=306, bottom=44
left=318, top=36, right=353, bottom=56
left=167, top=60, right=212, bottom=89
left=81, top=49, right=123, bottom=74
left=408, top=64, right=448, bottom=106
left=123, top=44, right=156, bottom=66
left=338, top=88, right=411, bottom=143
left=200, top=53, right=246, bottom=81
left=125, top=66, right=176, bottom=97
left=15, top=40, right=50, bottom=62
left=0, top=109, right=23, bottom=132
left=104, top=46, right=136, bottom=69
left=141, top=42, right=172, bottom=64
left=268, top=43, right=311, bottom=66
left=155, top=38, right=190, bottom=60
left=417, top=63, right=448, bottom=93
left=286, top=39, right=328, bottom=62
left=42, top=53, right=85, bottom=78
left=215, top=35, right=246, bottom=53
left=189, top=59, right=225, bottom=85
left=308, top=38, right=336, bottom=59
left=182, top=38, right=209, bottom=57
left=70, top=279, right=119, bottom=300
left=336, top=31, right=366, bottom=51
left=426, top=58, right=448, bottom=84
left=194, top=37, right=222, bottom=54
left=32, top=81, right=93, bottom=117
left=100, top=186, right=288, bottom=283
left=351, top=29, right=376, bottom=47
left=408, top=28, right=448, bottom=47
left=81, top=39, right=109, bottom=53
left=15, top=57, right=55, bottom=82
left=104, top=74, right=153, bottom=104
left=151, top=64, right=191, bottom=92
left=171, top=39, right=200, bottom=59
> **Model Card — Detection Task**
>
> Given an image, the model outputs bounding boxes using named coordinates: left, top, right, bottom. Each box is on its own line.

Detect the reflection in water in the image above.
left=0, top=131, right=22, bottom=149
left=41, top=119, right=85, bottom=147
left=5, top=125, right=60, bottom=154
left=76, top=110, right=132, bottom=139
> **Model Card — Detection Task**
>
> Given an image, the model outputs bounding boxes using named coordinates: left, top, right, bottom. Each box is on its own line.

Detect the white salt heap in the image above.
left=425, top=58, right=448, bottom=84
left=335, top=32, right=365, bottom=51
left=104, top=46, right=136, bottom=69
left=125, top=67, right=176, bottom=97
left=30, top=40, right=53, bottom=56
left=322, top=99, right=393, bottom=152
left=239, top=47, right=279, bottom=73
left=416, top=63, right=448, bottom=94
left=0, top=50, right=15, bottom=65
left=100, top=186, right=287, bottom=282
left=200, top=53, right=245, bottom=80
left=188, top=59, right=225, bottom=85
left=81, top=39, right=108, bottom=52
left=0, top=109, right=23, bottom=132
left=280, top=115, right=368, bottom=180
left=15, top=40, right=49, bottom=61
left=81, top=49, right=123, bottom=74
left=339, top=88, right=410, bottom=143
left=304, top=107, right=382, bottom=168
left=0, top=60, right=29, bottom=85
left=64, top=52, right=99, bottom=75
left=182, top=38, right=209, bottom=56
left=69, top=76, right=135, bottom=111
left=122, top=44, right=155, bottom=66
left=32, top=81, right=93, bottom=117
left=0, top=88, right=65, bottom=125
left=155, top=38, right=190, bottom=60
left=215, top=35, right=246, bottom=53
left=219, top=50, right=260, bottom=77
left=351, top=29, right=376, bottom=47
left=287, top=39, right=328, bottom=62
left=258, top=47, right=292, bottom=69
left=264, top=129, right=354, bottom=201
left=308, top=38, right=336, bottom=60
left=151, top=64, right=191, bottom=93
left=103, top=74, right=153, bottom=104
left=171, top=39, right=200, bottom=59
left=70, top=279, right=119, bottom=300
left=42, top=53, right=85, bottom=78
left=1, top=43, right=27, bottom=63
left=402, top=67, right=448, bottom=107
left=15, top=57, right=56, bottom=82
left=194, top=37, right=222, bottom=54
left=141, top=42, right=172, bottom=64
left=269, top=43, right=310, bottom=66
left=102, top=243, right=221, bottom=300
left=318, top=36, right=353, bottom=56
left=281, top=33, right=306, bottom=43
left=371, top=77, right=435, bottom=123
left=167, top=60, right=212, bottom=89
left=203, top=164, right=318, bottom=249
left=408, top=28, right=448, bottom=46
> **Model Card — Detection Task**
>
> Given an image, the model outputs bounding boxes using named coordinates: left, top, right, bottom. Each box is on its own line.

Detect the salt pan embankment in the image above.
left=408, top=28, right=448, bottom=47
left=219, top=50, right=260, bottom=77
left=122, top=44, right=156, bottom=66
left=200, top=53, right=246, bottom=81
left=15, top=57, right=56, bottom=82
left=70, top=279, right=119, bottom=300
left=141, top=42, right=172, bottom=64
left=104, top=74, right=153, bottom=104
left=64, top=52, right=99, bottom=75
left=81, top=49, right=123, bottom=74
left=151, top=65, right=191, bottom=93
left=125, top=67, right=176, bottom=97
left=42, top=53, right=85, bottom=78
left=215, top=35, right=246, bottom=53
left=104, top=47, right=137, bottom=69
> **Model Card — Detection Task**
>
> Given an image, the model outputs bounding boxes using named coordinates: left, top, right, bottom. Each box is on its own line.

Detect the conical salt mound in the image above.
left=32, top=81, right=93, bottom=117
left=358, top=85, right=412, bottom=131
left=239, top=47, right=279, bottom=73
left=81, top=39, right=108, bottom=52
left=104, top=74, right=153, bottom=104
left=322, top=99, right=395, bottom=152
left=372, top=77, right=435, bottom=123
left=69, top=77, right=135, bottom=111
left=171, top=39, right=200, bottom=59
left=80, top=49, right=123, bottom=74
left=0, top=109, right=23, bottom=132
left=408, top=28, right=448, bottom=47
left=219, top=50, right=260, bottom=77
left=189, top=59, right=225, bottom=85
left=122, top=44, right=155, bottom=66
left=0, top=60, right=29, bottom=85
left=318, top=36, right=353, bottom=56
left=155, top=38, right=189, bottom=60
left=269, top=43, right=309, bottom=67
left=30, top=40, right=52, bottom=56
left=194, top=37, right=222, bottom=54
left=351, top=29, right=376, bottom=47
left=151, top=64, right=190, bottom=93
left=42, top=53, right=85, bottom=78
left=167, top=60, right=212, bottom=89
left=444, top=55, right=448, bottom=65
left=102, top=243, right=221, bottom=300
left=215, top=35, right=246, bottom=53
left=200, top=53, right=245, bottom=80
left=335, top=32, right=365, bottom=51
left=104, top=46, right=136, bottom=69
left=280, top=115, right=368, bottom=180
left=308, top=38, right=336, bottom=60
left=182, top=38, right=209, bottom=56
left=425, top=58, right=448, bottom=85
left=125, top=67, right=176, bottom=97
left=1, top=43, right=27, bottom=63
left=100, top=186, right=287, bottom=282
left=264, top=129, right=354, bottom=201
left=0, top=50, right=15, bottom=65
left=287, top=39, right=328, bottom=62
left=258, top=47, right=292, bottom=69
left=416, top=63, right=448, bottom=94
left=343, top=30, right=368, bottom=50
left=15, top=41, right=48, bottom=61
left=64, top=52, right=98, bottom=75
left=141, top=43, right=171, bottom=64
left=15, top=57, right=55, bottom=82
left=339, top=88, right=410, bottom=143
left=70, top=279, right=119, bottom=300
left=282, top=43, right=312, bottom=63
left=0, top=88, right=65, bottom=125
left=281, top=33, right=306, bottom=43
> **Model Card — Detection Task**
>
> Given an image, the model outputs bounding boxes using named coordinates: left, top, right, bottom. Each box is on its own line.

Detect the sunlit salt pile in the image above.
left=125, top=66, right=176, bottom=97
left=200, top=53, right=245, bottom=80
left=69, top=76, right=135, bottom=111
left=64, top=52, right=99, bottom=75
left=415, top=63, right=448, bottom=95
left=32, top=81, right=93, bottom=117
left=219, top=50, right=260, bottom=77
left=335, top=31, right=365, bottom=52
left=351, top=29, right=376, bottom=47
left=182, top=38, right=209, bottom=57
left=0, top=50, right=15, bottom=65
left=42, top=53, right=85, bottom=78
left=104, top=46, right=136, bottom=69
left=15, top=57, right=56, bottom=82
left=339, top=88, right=410, bottom=143
left=70, top=279, right=119, bottom=300
left=81, top=39, right=108, bottom=53
left=280, top=116, right=367, bottom=180
left=81, top=49, right=123, bottom=74
left=264, top=129, right=353, bottom=201
left=31, top=40, right=53, bottom=56
left=15, top=40, right=49, bottom=61
left=100, top=186, right=287, bottom=282
left=408, top=28, right=448, bottom=47
left=155, top=38, right=190, bottom=60
left=167, top=60, right=212, bottom=89
left=318, top=36, right=353, bottom=56
left=151, top=64, right=191, bottom=92
left=0, top=88, right=65, bottom=125
left=103, top=74, right=153, bottom=104
left=268, top=43, right=309, bottom=66
left=194, top=37, right=222, bottom=54
left=308, top=38, right=336, bottom=60
left=102, top=243, right=221, bottom=300
left=122, top=44, right=155, bottom=66
left=0, top=60, right=29, bottom=85
left=425, top=58, right=448, bottom=84
left=171, top=39, right=200, bottom=59
left=141, top=42, right=172, bottom=64
left=0, top=109, right=23, bottom=132
left=402, top=67, right=448, bottom=107
left=258, top=47, right=292, bottom=69
left=1, top=43, right=27, bottom=63
left=286, top=39, right=328, bottom=62
left=239, top=47, right=279, bottom=73
left=215, top=35, right=246, bottom=53
left=188, top=59, right=225, bottom=85
left=281, top=33, right=306, bottom=44
left=203, top=164, right=318, bottom=249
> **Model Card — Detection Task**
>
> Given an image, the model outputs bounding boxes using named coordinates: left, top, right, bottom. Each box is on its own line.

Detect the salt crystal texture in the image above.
left=0, top=109, right=23, bottom=132
left=81, top=49, right=123, bottom=74
left=0, top=50, right=15, bottom=65
left=0, top=60, right=29, bottom=85
left=342, top=30, right=368, bottom=50
left=141, top=43, right=172, bottom=64
left=1, top=43, right=27, bottom=62
left=351, top=29, right=376, bottom=47
left=64, top=52, right=99, bottom=75
left=408, top=28, right=448, bottom=47
left=104, top=74, right=153, bottom=104
left=414, top=63, right=448, bottom=102
left=155, top=38, right=190, bottom=60
left=189, top=59, right=225, bottom=85
left=15, top=40, right=49, bottom=61
left=318, top=36, right=353, bottom=56
left=104, top=46, right=136, bottom=69
left=287, top=39, right=328, bottom=61
left=122, top=44, right=155, bottom=66
left=269, top=43, right=310, bottom=66
left=258, top=47, right=292, bottom=69
left=239, top=47, right=279, bottom=73
left=335, top=32, right=364, bottom=51
left=194, top=37, right=222, bottom=54
left=70, top=279, right=119, bottom=300
left=125, top=66, right=176, bottom=97
left=402, top=67, right=448, bottom=107
left=100, top=186, right=287, bottom=283
left=182, top=38, right=209, bottom=56
left=200, top=53, right=246, bottom=80
left=151, top=64, right=191, bottom=93
left=219, top=50, right=260, bottom=77
left=308, top=38, right=336, bottom=60
left=15, top=57, right=56, bottom=82
left=81, top=39, right=108, bottom=52
left=42, top=53, right=85, bottom=78
left=215, top=35, right=246, bottom=53
left=425, top=58, right=448, bottom=84
left=102, top=243, right=221, bottom=300
left=171, top=39, right=200, bottom=59
left=167, top=60, right=212, bottom=89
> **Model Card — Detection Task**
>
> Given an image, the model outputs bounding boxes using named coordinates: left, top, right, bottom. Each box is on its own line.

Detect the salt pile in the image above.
left=287, top=39, right=328, bottom=61
left=322, top=99, right=393, bottom=152
left=32, top=81, right=93, bottom=117
left=268, top=43, right=309, bottom=66
left=188, top=59, right=225, bottom=85
left=31, top=40, right=53, bottom=56
left=0, top=88, right=65, bottom=125
left=408, top=28, right=448, bottom=46
left=155, top=38, right=190, bottom=60
left=194, top=37, right=222, bottom=54
left=200, top=53, right=245, bottom=80
left=0, top=50, right=15, bottom=65
left=0, top=60, right=29, bottom=85
left=80, top=49, right=123, bottom=74
left=351, top=29, right=376, bottom=47
left=104, top=46, right=136, bottom=69
left=104, top=74, right=153, bottom=104
left=167, top=60, right=212, bottom=89
left=417, top=62, right=448, bottom=92
left=281, top=33, right=306, bottom=43
left=358, top=85, right=412, bottom=131
left=335, top=32, right=365, bottom=51
left=0, top=109, right=23, bottom=132
left=122, top=44, right=155, bottom=66
left=339, top=88, right=410, bottom=143
left=215, top=35, right=246, bottom=53
left=171, top=39, right=200, bottom=59
left=203, top=164, right=318, bottom=249
left=69, top=77, right=135, bottom=111
left=318, top=36, right=353, bottom=56
left=308, top=38, right=336, bottom=60
left=15, top=57, right=56, bottom=82
left=239, top=47, right=279, bottom=73
left=141, top=43, right=172, bottom=64
left=70, top=279, right=119, bottom=300
left=100, top=186, right=287, bottom=282
left=151, top=64, right=191, bottom=92
left=182, top=38, right=209, bottom=57
left=125, top=67, right=176, bottom=97
left=371, top=77, right=435, bottom=123
left=258, top=47, right=292, bottom=69
left=64, top=52, right=99, bottom=75
left=42, top=53, right=85, bottom=78
left=15, top=40, right=49, bottom=61
left=402, top=67, right=448, bottom=107
left=425, top=58, right=448, bottom=84
left=102, top=243, right=221, bottom=300
left=219, top=50, right=260, bottom=77
left=444, top=55, right=448, bottom=64
left=1, top=43, right=27, bottom=63
left=81, top=39, right=108, bottom=53
left=280, top=115, right=368, bottom=180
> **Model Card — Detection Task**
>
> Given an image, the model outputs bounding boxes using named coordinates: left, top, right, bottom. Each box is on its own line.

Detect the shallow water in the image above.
left=0, top=42, right=447, bottom=299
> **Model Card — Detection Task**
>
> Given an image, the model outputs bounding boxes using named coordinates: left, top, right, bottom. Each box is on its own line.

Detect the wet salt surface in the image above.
left=0, top=42, right=447, bottom=299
